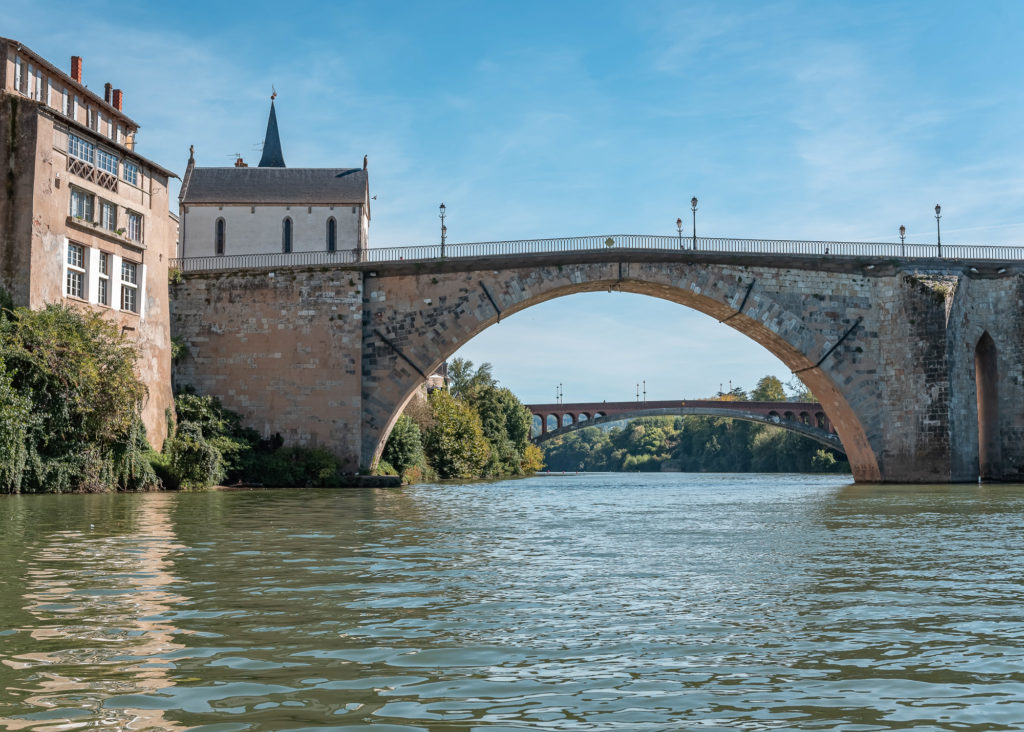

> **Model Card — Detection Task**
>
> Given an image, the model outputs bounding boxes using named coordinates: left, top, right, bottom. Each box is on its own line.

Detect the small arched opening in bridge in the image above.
left=531, top=414, right=543, bottom=438
left=578, top=413, right=590, bottom=423
left=783, top=411, right=795, bottom=422
left=370, top=276, right=878, bottom=481
left=562, top=414, right=574, bottom=427
left=975, top=331, right=1000, bottom=480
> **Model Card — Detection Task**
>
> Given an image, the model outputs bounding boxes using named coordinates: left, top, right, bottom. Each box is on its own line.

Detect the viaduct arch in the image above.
left=171, top=246, right=1024, bottom=483
left=529, top=403, right=845, bottom=454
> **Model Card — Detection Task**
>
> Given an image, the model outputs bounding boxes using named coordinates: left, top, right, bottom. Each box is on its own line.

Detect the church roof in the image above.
left=180, top=167, right=369, bottom=206
left=258, top=100, right=286, bottom=167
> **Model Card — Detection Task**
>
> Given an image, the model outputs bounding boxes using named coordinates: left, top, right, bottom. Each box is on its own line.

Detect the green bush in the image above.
left=382, top=415, right=423, bottom=475
left=166, top=422, right=223, bottom=489
left=0, top=304, right=156, bottom=493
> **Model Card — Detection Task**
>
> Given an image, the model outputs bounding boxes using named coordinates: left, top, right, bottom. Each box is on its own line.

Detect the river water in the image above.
left=2, top=473, right=1024, bottom=730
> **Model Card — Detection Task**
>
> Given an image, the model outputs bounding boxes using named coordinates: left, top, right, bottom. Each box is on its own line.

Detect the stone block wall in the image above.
left=171, top=267, right=364, bottom=470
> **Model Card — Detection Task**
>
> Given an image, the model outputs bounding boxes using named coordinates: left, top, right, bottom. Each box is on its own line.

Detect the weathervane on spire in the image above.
left=271, top=85, right=277, bottom=101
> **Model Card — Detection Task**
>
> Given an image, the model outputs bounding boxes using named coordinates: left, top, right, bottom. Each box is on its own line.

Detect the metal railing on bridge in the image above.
left=171, top=234, right=1024, bottom=273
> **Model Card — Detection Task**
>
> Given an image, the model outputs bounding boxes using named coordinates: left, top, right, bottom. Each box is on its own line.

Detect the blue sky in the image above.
left=7, top=1, right=1024, bottom=403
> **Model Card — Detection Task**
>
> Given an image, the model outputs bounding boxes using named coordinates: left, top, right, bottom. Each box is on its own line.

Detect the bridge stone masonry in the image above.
left=169, top=235, right=1024, bottom=483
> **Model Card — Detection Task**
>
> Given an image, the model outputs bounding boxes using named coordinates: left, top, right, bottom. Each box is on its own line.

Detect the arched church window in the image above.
left=215, top=217, right=225, bottom=255
left=282, top=217, right=293, bottom=253
left=327, top=217, right=337, bottom=252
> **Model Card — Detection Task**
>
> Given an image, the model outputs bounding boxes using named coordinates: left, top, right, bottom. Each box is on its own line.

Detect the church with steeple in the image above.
left=177, top=97, right=370, bottom=260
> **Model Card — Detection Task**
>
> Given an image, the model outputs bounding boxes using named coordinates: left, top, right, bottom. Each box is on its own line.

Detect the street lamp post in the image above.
left=934, top=204, right=942, bottom=258
left=439, top=203, right=447, bottom=258
left=691, top=197, right=698, bottom=250
left=899, top=225, right=906, bottom=257
left=676, top=217, right=683, bottom=248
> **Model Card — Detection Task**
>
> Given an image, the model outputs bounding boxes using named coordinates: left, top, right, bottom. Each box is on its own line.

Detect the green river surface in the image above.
left=2, top=473, right=1024, bottom=731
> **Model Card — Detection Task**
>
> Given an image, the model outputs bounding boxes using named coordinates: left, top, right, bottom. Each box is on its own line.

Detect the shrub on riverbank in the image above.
left=160, top=391, right=346, bottom=489
left=0, top=303, right=158, bottom=493
left=382, top=359, right=543, bottom=483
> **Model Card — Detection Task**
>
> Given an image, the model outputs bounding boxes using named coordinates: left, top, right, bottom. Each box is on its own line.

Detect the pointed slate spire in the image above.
left=258, top=99, right=286, bottom=168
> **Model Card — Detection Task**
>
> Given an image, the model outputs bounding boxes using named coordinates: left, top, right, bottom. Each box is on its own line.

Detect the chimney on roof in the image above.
left=71, top=56, right=82, bottom=83
left=104, top=83, right=112, bottom=103
left=112, top=89, right=123, bottom=111
left=234, top=157, right=248, bottom=168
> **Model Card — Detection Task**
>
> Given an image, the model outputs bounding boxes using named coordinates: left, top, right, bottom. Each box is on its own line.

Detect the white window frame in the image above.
left=66, top=243, right=86, bottom=299
left=122, top=160, right=139, bottom=185
left=97, top=252, right=110, bottom=306
left=70, top=187, right=94, bottom=221
left=100, top=200, right=117, bottom=231
left=97, top=148, right=118, bottom=176
left=127, top=211, right=142, bottom=242
left=68, top=133, right=95, bottom=165
left=120, top=260, right=139, bottom=313
left=62, top=88, right=69, bottom=116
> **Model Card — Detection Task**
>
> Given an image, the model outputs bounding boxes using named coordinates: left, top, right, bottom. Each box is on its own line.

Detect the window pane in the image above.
left=99, top=252, right=108, bottom=275
left=67, top=243, right=83, bottom=268
left=121, top=261, right=137, bottom=285
left=122, top=161, right=139, bottom=185
left=127, top=213, right=142, bottom=241
left=121, top=285, right=137, bottom=313
left=66, top=270, right=83, bottom=298
left=97, top=149, right=118, bottom=175
left=98, top=277, right=108, bottom=305
left=101, top=202, right=116, bottom=230
left=68, top=134, right=95, bottom=164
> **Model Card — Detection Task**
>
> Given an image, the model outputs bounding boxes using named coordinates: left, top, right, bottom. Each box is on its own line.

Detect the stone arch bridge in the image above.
left=527, top=400, right=844, bottom=453
left=170, top=234, right=1024, bottom=483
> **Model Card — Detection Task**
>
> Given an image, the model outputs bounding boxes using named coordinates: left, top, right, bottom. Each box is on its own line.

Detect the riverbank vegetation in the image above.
left=154, top=391, right=347, bottom=489
left=541, top=376, right=850, bottom=474
left=379, top=359, right=544, bottom=483
left=0, top=303, right=158, bottom=493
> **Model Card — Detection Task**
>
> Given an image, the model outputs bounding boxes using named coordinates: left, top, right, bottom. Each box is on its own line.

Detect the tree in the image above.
left=382, top=415, right=424, bottom=476
left=447, top=357, right=495, bottom=399
left=751, top=375, right=787, bottom=402
left=423, top=389, right=490, bottom=479
left=785, top=377, right=816, bottom=402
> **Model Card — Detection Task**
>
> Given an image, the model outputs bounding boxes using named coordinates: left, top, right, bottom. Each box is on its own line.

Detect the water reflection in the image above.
left=2, top=475, right=1024, bottom=729
left=0, top=493, right=187, bottom=730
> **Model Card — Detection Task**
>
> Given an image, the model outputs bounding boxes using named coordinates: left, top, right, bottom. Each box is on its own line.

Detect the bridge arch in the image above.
left=363, top=260, right=880, bottom=481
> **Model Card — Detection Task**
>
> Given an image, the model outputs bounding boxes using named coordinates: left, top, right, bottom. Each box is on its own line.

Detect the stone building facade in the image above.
left=177, top=102, right=370, bottom=260
left=0, top=38, right=177, bottom=448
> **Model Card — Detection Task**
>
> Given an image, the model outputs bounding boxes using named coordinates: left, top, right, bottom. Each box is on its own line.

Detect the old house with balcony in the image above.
left=0, top=38, right=177, bottom=448
left=177, top=99, right=370, bottom=262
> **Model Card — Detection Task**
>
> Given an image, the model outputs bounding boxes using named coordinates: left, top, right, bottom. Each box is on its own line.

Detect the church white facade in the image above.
left=177, top=100, right=370, bottom=260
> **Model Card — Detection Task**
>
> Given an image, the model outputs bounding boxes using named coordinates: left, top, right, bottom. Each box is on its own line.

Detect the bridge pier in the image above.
left=170, top=250, right=1024, bottom=483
